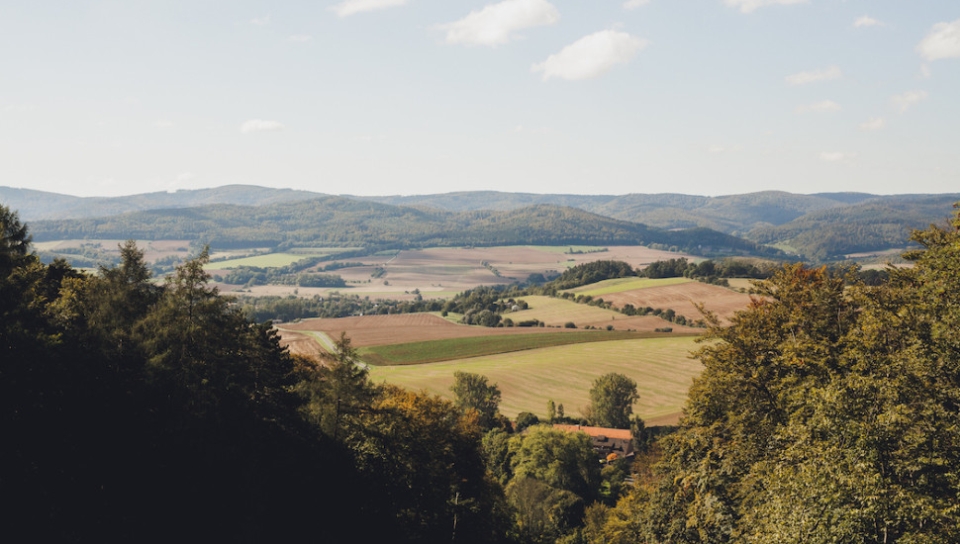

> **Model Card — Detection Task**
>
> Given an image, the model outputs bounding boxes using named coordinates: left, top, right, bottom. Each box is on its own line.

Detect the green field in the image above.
left=368, top=336, right=702, bottom=421
left=204, top=252, right=325, bottom=270
left=564, top=276, right=692, bottom=297
left=358, top=330, right=680, bottom=366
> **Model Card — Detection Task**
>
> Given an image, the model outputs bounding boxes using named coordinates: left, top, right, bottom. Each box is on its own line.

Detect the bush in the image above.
left=564, top=322, right=577, bottom=329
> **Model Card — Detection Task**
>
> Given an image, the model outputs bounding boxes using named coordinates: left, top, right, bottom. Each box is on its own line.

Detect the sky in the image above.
left=0, top=1, right=958, bottom=198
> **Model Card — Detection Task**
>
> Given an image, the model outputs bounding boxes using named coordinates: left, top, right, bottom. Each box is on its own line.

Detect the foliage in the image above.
left=0, top=211, right=512, bottom=542
left=590, top=203, right=960, bottom=543
left=451, top=371, right=503, bottom=430
left=551, top=260, right=637, bottom=290
left=28, top=196, right=782, bottom=257
left=588, top=373, right=639, bottom=429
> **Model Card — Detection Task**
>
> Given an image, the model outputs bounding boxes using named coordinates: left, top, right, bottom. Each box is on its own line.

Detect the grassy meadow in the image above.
left=508, top=295, right=633, bottom=326
left=368, top=336, right=703, bottom=422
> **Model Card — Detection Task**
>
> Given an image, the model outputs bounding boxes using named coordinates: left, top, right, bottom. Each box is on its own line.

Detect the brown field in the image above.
left=592, top=282, right=753, bottom=324
left=507, top=296, right=702, bottom=333
left=280, top=313, right=582, bottom=349
left=221, top=245, right=691, bottom=299
left=34, top=239, right=193, bottom=263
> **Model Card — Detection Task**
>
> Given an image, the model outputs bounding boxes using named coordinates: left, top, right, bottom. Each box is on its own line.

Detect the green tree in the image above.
left=588, top=373, right=639, bottom=429
left=451, top=370, right=502, bottom=430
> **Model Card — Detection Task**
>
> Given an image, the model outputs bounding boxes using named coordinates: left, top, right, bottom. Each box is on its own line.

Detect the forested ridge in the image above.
left=5, top=200, right=960, bottom=543
left=26, top=196, right=778, bottom=257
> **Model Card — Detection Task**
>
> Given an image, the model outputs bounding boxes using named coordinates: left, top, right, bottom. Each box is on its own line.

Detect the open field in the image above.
left=368, top=336, right=703, bottom=422
left=359, top=330, right=683, bottom=365
left=222, top=245, right=693, bottom=299
left=564, top=277, right=692, bottom=297
left=507, top=296, right=702, bottom=332
left=279, top=313, right=584, bottom=348
left=205, top=252, right=326, bottom=270
left=34, top=239, right=193, bottom=264
left=592, top=282, right=753, bottom=323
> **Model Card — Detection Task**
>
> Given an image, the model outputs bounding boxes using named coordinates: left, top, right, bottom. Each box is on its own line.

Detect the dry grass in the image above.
left=368, top=336, right=703, bottom=422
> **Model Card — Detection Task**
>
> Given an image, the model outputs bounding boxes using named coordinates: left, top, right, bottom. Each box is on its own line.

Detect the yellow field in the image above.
left=564, top=277, right=692, bottom=297
left=204, top=252, right=323, bottom=270
left=368, top=336, right=702, bottom=422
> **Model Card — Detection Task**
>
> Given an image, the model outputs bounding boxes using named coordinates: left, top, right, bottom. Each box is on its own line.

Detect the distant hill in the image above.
left=26, top=196, right=779, bottom=258
left=0, top=184, right=327, bottom=221
left=749, top=194, right=960, bottom=260
left=4, top=185, right=958, bottom=261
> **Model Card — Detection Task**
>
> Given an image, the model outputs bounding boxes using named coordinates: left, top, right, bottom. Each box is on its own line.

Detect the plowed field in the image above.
left=280, top=313, right=578, bottom=348
left=594, top=282, right=753, bottom=323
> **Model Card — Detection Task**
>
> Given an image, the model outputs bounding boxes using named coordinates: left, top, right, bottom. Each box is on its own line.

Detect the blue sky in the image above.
left=1, top=0, right=958, bottom=197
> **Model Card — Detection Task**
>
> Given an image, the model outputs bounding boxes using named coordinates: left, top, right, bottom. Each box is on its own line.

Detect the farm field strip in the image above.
left=506, top=295, right=699, bottom=331
left=368, top=336, right=702, bottom=421
left=358, top=330, right=686, bottom=366
left=564, top=277, right=692, bottom=297
left=205, top=252, right=326, bottom=270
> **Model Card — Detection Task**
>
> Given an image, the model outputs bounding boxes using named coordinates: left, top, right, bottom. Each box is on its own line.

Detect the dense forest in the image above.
left=7, top=185, right=959, bottom=262
left=25, top=196, right=781, bottom=257
left=5, top=201, right=960, bottom=542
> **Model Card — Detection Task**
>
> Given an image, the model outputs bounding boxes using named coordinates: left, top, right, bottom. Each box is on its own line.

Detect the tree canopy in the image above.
left=589, top=373, right=639, bottom=429
left=590, top=203, right=960, bottom=543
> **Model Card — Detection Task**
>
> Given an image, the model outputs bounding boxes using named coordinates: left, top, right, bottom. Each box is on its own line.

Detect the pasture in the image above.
left=368, top=336, right=703, bottom=423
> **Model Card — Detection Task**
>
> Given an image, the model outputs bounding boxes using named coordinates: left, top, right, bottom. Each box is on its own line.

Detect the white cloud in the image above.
left=708, top=145, right=726, bottom=154
left=155, top=120, right=174, bottom=128
left=439, top=0, right=559, bottom=47
left=532, top=30, right=647, bottom=81
left=820, top=152, right=851, bottom=162
left=785, top=65, right=841, bottom=86
left=859, top=117, right=885, bottom=131
left=623, top=0, right=650, bottom=9
left=287, top=34, right=313, bottom=42
left=796, top=100, right=842, bottom=114
left=240, top=119, right=285, bottom=134
left=250, top=15, right=270, bottom=25
left=177, top=172, right=197, bottom=182
left=330, top=0, right=408, bottom=18
left=917, top=19, right=960, bottom=62
left=853, top=16, right=883, bottom=28
left=723, top=0, right=807, bottom=15
left=891, top=90, right=927, bottom=113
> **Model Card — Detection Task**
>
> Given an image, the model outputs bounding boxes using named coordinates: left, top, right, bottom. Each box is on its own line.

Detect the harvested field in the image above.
left=368, top=336, right=703, bottom=422
left=33, top=239, right=193, bottom=264
left=565, top=277, right=692, bottom=297
left=279, top=313, right=580, bottom=349
left=359, top=330, right=683, bottom=365
left=224, top=245, right=692, bottom=299
left=593, top=282, right=753, bottom=324
left=507, top=296, right=702, bottom=333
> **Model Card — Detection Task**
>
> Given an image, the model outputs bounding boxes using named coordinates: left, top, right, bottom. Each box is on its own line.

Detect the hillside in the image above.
left=5, top=185, right=959, bottom=261
left=27, top=196, right=779, bottom=257
left=0, top=184, right=326, bottom=221
left=749, top=194, right=960, bottom=260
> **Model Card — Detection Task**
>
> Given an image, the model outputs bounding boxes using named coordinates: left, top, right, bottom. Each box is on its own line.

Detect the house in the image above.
left=553, top=424, right=634, bottom=460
